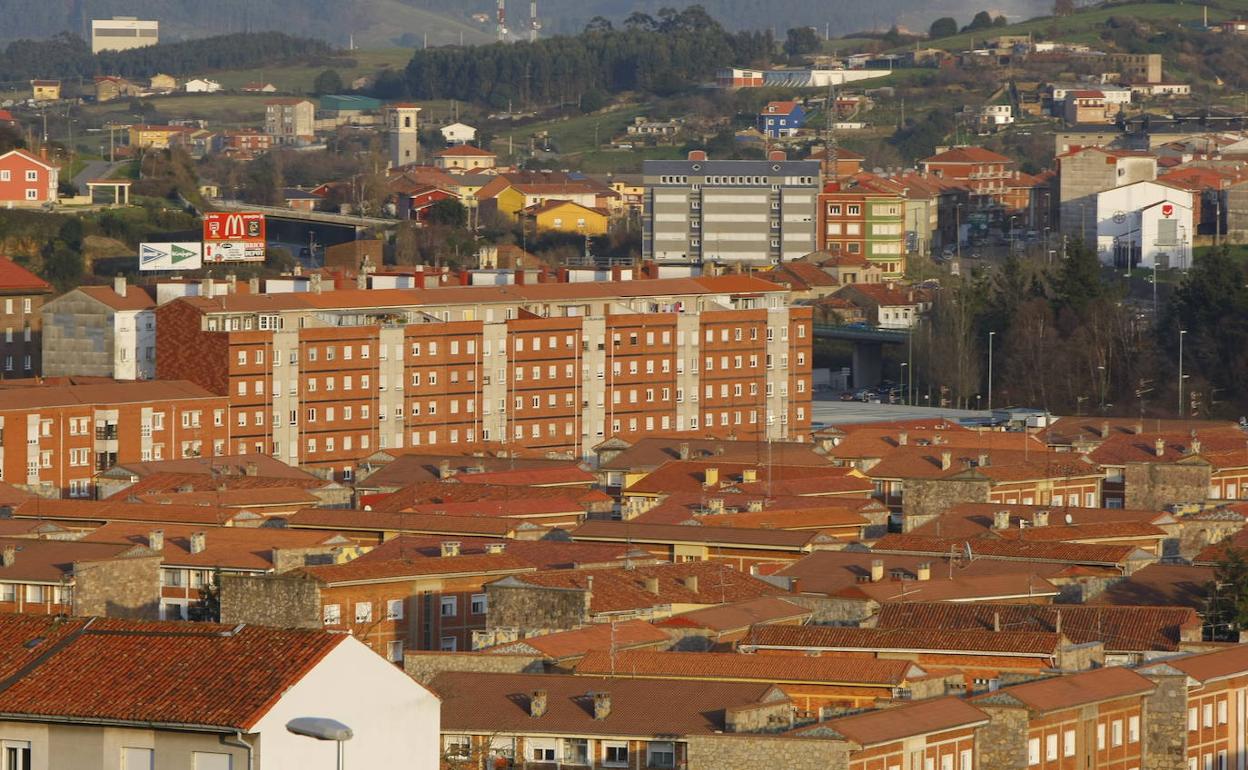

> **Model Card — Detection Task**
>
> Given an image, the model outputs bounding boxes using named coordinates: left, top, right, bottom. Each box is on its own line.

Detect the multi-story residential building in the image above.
left=758, top=101, right=806, bottom=138
left=0, top=257, right=51, bottom=376
left=921, top=146, right=1025, bottom=215
left=476, top=173, right=611, bottom=220
left=0, top=536, right=159, bottom=617
left=817, top=180, right=907, bottom=277
left=154, top=276, right=813, bottom=477
left=0, top=379, right=228, bottom=497
left=42, top=277, right=156, bottom=380
left=0, top=150, right=59, bottom=208
left=29, top=80, right=60, bottom=102
left=1064, top=90, right=1120, bottom=125
left=127, top=124, right=193, bottom=150
left=1137, top=645, right=1248, bottom=770
left=433, top=145, right=496, bottom=171
left=264, top=98, right=316, bottom=145
left=643, top=151, right=820, bottom=264
left=1058, top=146, right=1157, bottom=245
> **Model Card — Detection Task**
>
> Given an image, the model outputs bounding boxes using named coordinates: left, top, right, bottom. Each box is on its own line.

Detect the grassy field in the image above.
left=203, top=48, right=414, bottom=94
left=350, top=0, right=495, bottom=48
left=489, top=104, right=653, bottom=159
left=919, top=2, right=1221, bottom=51
left=573, top=146, right=687, bottom=173
left=81, top=94, right=273, bottom=129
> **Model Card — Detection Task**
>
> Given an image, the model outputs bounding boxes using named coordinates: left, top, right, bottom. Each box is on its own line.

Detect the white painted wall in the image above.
left=251, top=636, right=440, bottom=770
left=1096, top=181, right=1194, bottom=269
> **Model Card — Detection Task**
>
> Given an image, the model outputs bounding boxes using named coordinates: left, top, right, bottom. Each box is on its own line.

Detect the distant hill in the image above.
left=2, top=0, right=1060, bottom=47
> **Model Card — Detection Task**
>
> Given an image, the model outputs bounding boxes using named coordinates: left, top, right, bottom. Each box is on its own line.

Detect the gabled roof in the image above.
left=1089, top=563, right=1213, bottom=609
left=741, top=625, right=1064, bottom=656
left=71, top=284, right=156, bottom=311
left=598, top=437, right=829, bottom=472
left=356, top=535, right=651, bottom=570
left=436, top=145, right=495, bottom=157
left=483, top=619, right=670, bottom=660
left=0, top=537, right=147, bottom=582
left=0, top=615, right=343, bottom=731
left=922, top=146, right=1012, bottom=165
left=301, top=552, right=534, bottom=584
left=1139, top=644, right=1248, bottom=683
left=0, top=255, right=52, bottom=293
left=870, top=534, right=1147, bottom=566
left=571, top=519, right=832, bottom=550
left=78, top=523, right=348, bottom=571
left=575, top=649, right=923, bottom=686
left=655, top=596, right=811, bottom=632
left=975, top=666, right=1154, bottom=712
left=797, top=696, right=988, bottom=746
left=0, top=380, right=218, bottom=411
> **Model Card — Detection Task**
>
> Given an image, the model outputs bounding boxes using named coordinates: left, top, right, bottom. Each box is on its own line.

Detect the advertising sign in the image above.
left=202, top=212, right=266, bottom=262
left=1162, top=203, right=1174, bottom=218
left=139, top=242, right=203, bottom=271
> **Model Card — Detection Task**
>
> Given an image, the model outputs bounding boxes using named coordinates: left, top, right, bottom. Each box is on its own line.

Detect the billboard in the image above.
left=203, top=212, right=266, bottom=262
left=139, top=242, right=203, bottom=271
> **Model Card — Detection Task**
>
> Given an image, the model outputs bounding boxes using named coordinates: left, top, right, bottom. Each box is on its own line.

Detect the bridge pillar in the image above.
left=852, top=342, right=883, bottom=389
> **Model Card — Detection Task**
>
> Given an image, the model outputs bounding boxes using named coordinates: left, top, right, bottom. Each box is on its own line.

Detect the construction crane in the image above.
left=497, top=0, right=508, bottom=41
left=529, top=0, right=541, bottom=42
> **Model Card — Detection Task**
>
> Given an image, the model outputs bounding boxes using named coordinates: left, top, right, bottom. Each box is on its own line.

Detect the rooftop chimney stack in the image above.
left=644, top=577, right=660, bottom=594
left=1033, top=510, right=1049, bottom=528
left=1101, top=421, right=1111, bottom=439
left=683, top=575, right=699, bottom=593
left=993, top=510, right=1010, bottom=530
left=870, top=559, right=885, bottom=582
left=441, top=541, right=461, bottom=558
left=439, top=460, right=453, bottom=479
left=529, top=690, right=548, bottom=718
left=486, top=542, right=506, bottom=555
left=898, top=431, right=908, bottom=446
left=679, top=442, right=691, bottom=460
left=1191, top=437, right=1202, bottom=455
left=993, top=611, right=1001, bottom=632
left=940, top=451, right=952, bottom=471
left=148, top=529, right=164, bottom=550
left=742, top=468, right=757, bottom=483
left=1055, top=609, right=1062, bottom=635
left=978, top=452, right=990, bottom=467
left=1155, top=438, right=1166, bottom=458
left=1, top=545, right=14, bottom=567
left=190, top=531, right=206, bottom=554
left=592, top=691, right=612, bottom=720
left=704, top=467, right=719, bottom=487
left=113, top=274, right=127, bottom=297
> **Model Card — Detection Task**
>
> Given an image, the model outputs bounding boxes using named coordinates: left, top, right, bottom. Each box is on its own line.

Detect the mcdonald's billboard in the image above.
left=202, top=212, right=266, bottom=262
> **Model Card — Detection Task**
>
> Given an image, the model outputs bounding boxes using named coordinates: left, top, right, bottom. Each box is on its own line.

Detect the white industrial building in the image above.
left=91, top=16, right=159, bottom=54
left=1096, top=180, right=1194, bottom=270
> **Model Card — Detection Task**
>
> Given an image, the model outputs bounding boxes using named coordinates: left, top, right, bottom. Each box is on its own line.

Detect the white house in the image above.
left=0, top=615, right=440, bottom=770
left=185, top=78, right=223, bottom=94
left=41, top=278, right=157, bottom=380
left=440, top=122, right=478, bottom=144
left=1096, top=180, right=1194, bottom=270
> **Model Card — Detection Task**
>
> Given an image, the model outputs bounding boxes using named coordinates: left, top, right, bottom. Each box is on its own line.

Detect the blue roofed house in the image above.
left=758, top=101, right=806, bottom=138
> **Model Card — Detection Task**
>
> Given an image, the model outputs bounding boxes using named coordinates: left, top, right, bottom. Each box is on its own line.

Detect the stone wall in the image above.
left=72, top=553, right=161, bottom=619
left=219, top=573, right=320, bottom=628
left=1124, top=462, right=1210, bottom=512
left=1142, top=669, right=1188, bottom=770
left=404, top=651, right=544, bottom=685
left=485, top=581, right=590, bottom=636
left=41, top=291, right=112, bottom=378
left=902, top=478, right=991, bottom=531
left=973, top=701, right=1029, bottom=770
left=1056, top=641, right=1105, bottom=672
left=270, top=545, right=341, bottom=574
left=686, top=733, right=849, bottom=770
left=785, top=595, right=876, bottom=625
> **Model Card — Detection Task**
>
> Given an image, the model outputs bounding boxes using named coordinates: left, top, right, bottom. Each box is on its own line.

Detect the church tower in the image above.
left=386, top=103, right=422, bottom=168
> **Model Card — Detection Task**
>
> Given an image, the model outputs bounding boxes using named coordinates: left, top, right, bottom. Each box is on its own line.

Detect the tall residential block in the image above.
left=643, top=151, right=820, bottom=265
left=155, top=276, right=813, bottom=480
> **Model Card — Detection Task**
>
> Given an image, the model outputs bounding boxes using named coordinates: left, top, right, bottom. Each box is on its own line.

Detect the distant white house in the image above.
left=440, top=122, right=477, bottom=144
left=184, top=78, right=222, bottom=94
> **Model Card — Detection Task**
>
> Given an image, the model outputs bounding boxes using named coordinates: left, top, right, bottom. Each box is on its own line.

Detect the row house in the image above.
left=1089, top=429, right=1248, bottom=510
left=0, top=536, right=158, bottom=617
left=1138, top=646, right=1248, bottom=770
left=154, top=276, right=812, bottom=477
left=921, top=146, right=1040, bottom=218
left=570, top=519, right=851, bottom=570
left=0, top=379, right=228, bottom=498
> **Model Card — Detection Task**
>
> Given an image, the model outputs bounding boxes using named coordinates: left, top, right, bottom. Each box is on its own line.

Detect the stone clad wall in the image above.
left=485, top=582, right=590, bottom=637
left=902, top=478, right=991, bottom=531
left=218, top=573, right=320, bottom=628
left=72, top=553, right=162, bottom=619
left=973, top=701, right=1029, bottom=770
left=1142, top=670, right=1188, bottom=770
left=404, top=651, right=545, bottom=685
left=1124, top=462, right=1210, bottom=511
left=686, top=733, right=849, bottom=770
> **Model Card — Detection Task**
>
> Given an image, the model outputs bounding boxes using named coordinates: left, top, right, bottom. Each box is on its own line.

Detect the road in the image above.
left=810, top=397, right=990, bottom=426
left=71, top=160, right=127, bottom=194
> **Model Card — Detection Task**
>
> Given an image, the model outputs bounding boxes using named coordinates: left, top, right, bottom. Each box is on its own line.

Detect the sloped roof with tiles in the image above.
left=795, top=696, right=988, bottom=746
left=741, top=624, right=1063, bottom=656
left=431, top=671, right=782, bottom=737
left=366, top=479, right=604, bottom=514
left=359, top=454, right=582, bottom=490
left=1139, top=644, right=1248, bottom=683
left=870, top=534, right=1145, bottom=566
left=0, top=537, right=147, bottom=582
left=571, top=519, right=831, bottom=550
left=1089, top=427, right=1248, bottom=465
left=625, top=461, right=840, bottom=496
left=0, top=380, right=218, bottom=411
left=483, top=619, right=671, bottom=660
left=845, top=572, right=1059, bottom=603
left=908, top=503, right=1169, bottom=539
left=73, top=284, right=155, bottom=311
left=78, top=523, right=349, bottom=571
left=655, top=597, right=811, bottom=632
left=11, top=498, right=243, bottom=526
left=1089, top=563, right=1213, bottom=609
left=0, top=615, right=343, bottom=730
left=872, top=602, right=1200, bottom=652
left=629, top=491, right=879, bottom=526
left=976, top=666, right=1154, bottom=712
left=282, top=508, right=525, bottom=536
left=597, top=438, right=830, bottom=472
left=923, top=146, right=1012, bottom=165
left=575, top=649, right=923, bottom=686
left=354, top=535, right=653, bottom=570
left=302, top=552, right=534, bottom=584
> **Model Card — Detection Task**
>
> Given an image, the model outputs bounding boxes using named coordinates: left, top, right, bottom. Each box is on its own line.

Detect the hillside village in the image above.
left=3, top=3, right=1248, bottom=769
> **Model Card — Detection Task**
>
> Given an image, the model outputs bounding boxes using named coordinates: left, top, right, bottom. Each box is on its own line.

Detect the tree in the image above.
left=1052, top=239, right=1106, bottom=315
left=579, top=89, right=607, bottom=113
left=584, top=16, right=613, bottom=32
left=426, top=198, right=467, bottom=228
left=929, top=17, right=958, bottom=39
left=1053, top=0, right=1075, bottom=16
left=783, top=27, right=820, bottom=56
left=963, top=11, right=995, bottom=32
left=313, top=68, right=343, bottom=95
left=42, top=241, right=83, bottom=292
left=189, top=568, right=222, bottom=622
left=1163, top=245, right=1248, bottom=412
left=1206, top=546, right=1248, bottom=640
left=992, top=14, right=1008, bottom=26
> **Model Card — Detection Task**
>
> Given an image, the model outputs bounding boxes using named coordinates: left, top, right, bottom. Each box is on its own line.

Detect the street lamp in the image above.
left=900, top=362, right=908, bottom=405
left=1178, top=329, right=1188, bottom=418
left=287, top=717, right=353, bottom=770
left=987, top=331, right=996, bottom=411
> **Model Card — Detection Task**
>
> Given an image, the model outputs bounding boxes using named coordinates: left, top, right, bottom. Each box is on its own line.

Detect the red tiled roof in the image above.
left=436, top=145, right=496, bottom=157
left=356, top=535, right=652, bottom=570
left=571, top=519, right=830, bottom=550
left=11, top=498, right=242, bottom=526
left=282, top=508, right=523, bottom=536
left=484, top=619, right=670, bottom=659
left=625, top=460, right=838, bottom=496
left=655, top=597, right=811, bottom=632
left=845, top=572, right=1059, bottom=603
left=366, top=479, right=601, bottom=515
left=871, top=534, right=1144, bottom=566
left=302, top=552, right=534, bottom=583
left=741, top=624, right=1063, bottom=655
left=908, top=503, right=1169, bottom=540
left=1089, top=427, right=1248, bottom=465
left=0, top=380, right=219, bottom=412
left=78, top=523, right=347, bottom=571
left=798, top=696, right=988, bottom=745
left=0, top=256, right=52, bottom=294
left=978, top=666, right=1154, bottom=711
left=0, top=537, right=144, bottom=582
left=0, top=615, right=343, bottom=730
left=575, top=649, right=922, bottom=685
left=1089, top=563, right=1213, bottom=609
left=74, top=284, right=156, bottom=311
left=1140, top=644, right=1248, bottom=683
left=598, top=438, right=830, bottom=472
left=923, top=146, right=1012, bottom=165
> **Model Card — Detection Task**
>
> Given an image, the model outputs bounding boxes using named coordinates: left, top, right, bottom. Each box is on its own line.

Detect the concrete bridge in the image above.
left=812, top=324, right=910, bottom=388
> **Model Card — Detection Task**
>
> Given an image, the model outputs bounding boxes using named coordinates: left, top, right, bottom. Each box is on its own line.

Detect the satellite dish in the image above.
left=963, top=542, right=973, bottom=561
left=1065, top=513, right=1074, bottom=525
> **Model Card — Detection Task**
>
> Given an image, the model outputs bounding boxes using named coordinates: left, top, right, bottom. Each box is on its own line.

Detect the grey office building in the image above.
left=643, top=151, right=820, bottom=265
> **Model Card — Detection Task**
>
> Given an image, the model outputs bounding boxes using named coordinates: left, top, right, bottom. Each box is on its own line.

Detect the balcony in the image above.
left=95, top=425, right=118, bottom=441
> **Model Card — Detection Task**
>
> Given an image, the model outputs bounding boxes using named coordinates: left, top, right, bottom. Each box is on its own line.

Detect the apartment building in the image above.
left=643, top=151, right=820, bottom=264
left=154, top=276, right=812, bottom=477
left=817, top=182, right=907, bottom=277
left=0, top=257, right=51, bottom=376
left=921, top=146, right=1031, bottom=214
left=264, top=98, right=316, bottom=145
left=0, top=379, right=228, bottom=497
left=41, top=278, right=156, bottom=380
left=1058, top=147, right=1157, bottom=246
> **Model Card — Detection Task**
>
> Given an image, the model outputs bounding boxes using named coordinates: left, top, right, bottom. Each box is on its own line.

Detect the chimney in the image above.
left=870, top=559, right=885, bottom=582
left=1154, top=438, right=1166, bottom=458
left=1033, top=510, right=1049, bottom=528
left=940, top=451, right=952, bottom=471
left=200, top=277, right=214, bottom=297
left=743, top=468, right=758, bottom=483
left=244, top=461, right=258, bottom=477
left=1055, top=609, right=1062, bottom=635
left=248, top=277, right=260, bottom=293
left=113, top=274, right=127, bottom=297
left=768, top=149, right=787, bottom=161
left=485, top=542, right=506, bottom=555
left=993, top=612, right=1001, bottom=632
left=148, top=529, right=164, bottom=550
left=440, top=541, right=461, bottom=557
left=1, top=545, right=14, bottom=567
left=708, top=498, right=725, bottom=514
left=898, top=431, right=908, bottom=446
left=309, top=273, right=323, bottom=294
left=529, top=690, right=548, bottom=718
left=679, top=442, right=691, bottom=460
left=704, top=467, right=719, bottom=487
left=1133, top=420, right=1144, bottom=435
left=993, top=510, right=1010, bottom=530
left=190, top=531, right=206, bottom=554
left=688, top=150, right=708, bottom=161
left=978, top=452, right=990, bottom=467
left=1101, top=421, right=1111, bottom=439
left=592, top=692, right=612, bottom=720
left=683, top=575, right=699, bottom=593
left=1191, top=437, right=1202, bottom=455
left=439, top=459, right=453, bottom=479
left=917, top=562, right=931, bottom=581
left=644, top=576, right=660, bottom=594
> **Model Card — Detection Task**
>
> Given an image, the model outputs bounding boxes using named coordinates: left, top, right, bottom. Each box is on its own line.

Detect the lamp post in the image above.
left=900, top=362, right=908, bottom=405
left=987, top=331, right=996, bottom=411
left=1178, top=329, right=1188, bottom=418
left=955, top=203, right=963, bottom=261
left=287, top=717, right=353, bottom=770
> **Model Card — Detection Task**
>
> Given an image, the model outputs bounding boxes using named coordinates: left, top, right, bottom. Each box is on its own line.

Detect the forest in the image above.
left=401, top=7, right=774, bottom=107
left=0, top=32, right=334, bottom=83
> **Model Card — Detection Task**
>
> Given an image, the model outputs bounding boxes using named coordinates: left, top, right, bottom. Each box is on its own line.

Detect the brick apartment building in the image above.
left=0, top=257, right=52, bottom=377
left=155, top=276, right=813, bottom=478
left=817, top=182, right=907, bottom=278
left=0, top=379, right=228, bottom=497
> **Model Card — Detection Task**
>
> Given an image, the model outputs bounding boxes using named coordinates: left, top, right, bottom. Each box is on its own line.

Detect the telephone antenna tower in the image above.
left=497, top=0, right=508, bottom=41
left=529, top=0, right=541, bottom=42
left=823, top=81, right=839, bottom=184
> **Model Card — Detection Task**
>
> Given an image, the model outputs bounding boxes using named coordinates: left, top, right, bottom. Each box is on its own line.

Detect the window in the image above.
left=387, top=598, right=404, bottom=620
left=440, top=596, right=457, bottom=617
left=959, top=750, right=972, bottom=770
left=530, top=741, right=557, bottom=763
left=647, top=742, right=676, bottom=769
left=191, top=752, right=232, bottom=770
left=440, top=636, right=457, bottom=651
left=1204, top=703, right=1214, bottom=728
left=1218, top=701, right=1228, bottom=725
left=3, top=744, right=30, bottom=770
left=1028, top=738, right=1040, bottom=765
left=1112, top=719, right=1123, bottom=747
left=1129, top=715, right=1140, bottom=742
left=605, top=743, right=629, bottom=767
left=1046, top=733, right=1058, bottom=761
left=1189, top=708, right=1199, bottom=732
left=471, top=593, right=487, bottom=614
left=387, top=640, right=404, bottom=663
left=1063, top=729, right=1076, bottom=757
left=355, top=601, right=372, bottom=623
